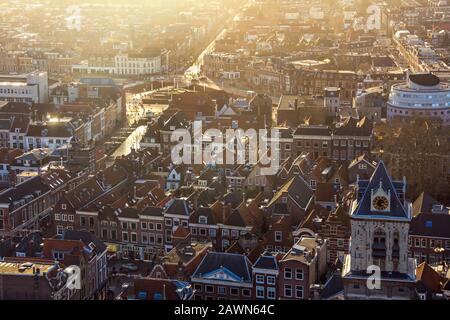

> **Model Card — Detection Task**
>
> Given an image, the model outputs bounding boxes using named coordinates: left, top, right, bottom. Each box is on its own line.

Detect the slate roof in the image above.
left=268, top=175, right=314, bottom=209
left=410, top=213, right=450, bottom=238
left=293, top=124, right=331, bottom=136
left=253, top=251, right=279, bottom=270
left=0, top=176, right=51, bottom=209
left=333, top=117, right=372, bottom=137
left=164, top=198, right=192, bottom=216
left=352, top=161, right=408, bottom=220
left=192, top=252, right=253, bottom=283
left=412, top=192, right=440, bottom=217
left=140, top=206, right=164, bottom=217
left=62, top=229, right=107, bottom=254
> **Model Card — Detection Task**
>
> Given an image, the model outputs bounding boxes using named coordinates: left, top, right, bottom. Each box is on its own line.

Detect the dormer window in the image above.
left=275, top=231, right=282, bottom=242
left=199, top=216, right=207, bottom=224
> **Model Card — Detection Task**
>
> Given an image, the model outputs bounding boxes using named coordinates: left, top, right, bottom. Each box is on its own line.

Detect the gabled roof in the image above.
left=268, top=175, right=314, bottom=209
left=192, top=252, right=252, bottom=283
left=352, top=161, right=408, bottom=220
left=416, top=262, right=445, bottom=293
left=164, top=198, right=192, bottom=216
left=412, top=192, right=440, bottom=217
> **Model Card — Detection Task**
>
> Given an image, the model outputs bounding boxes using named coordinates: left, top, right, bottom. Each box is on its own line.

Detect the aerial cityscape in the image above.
left=0, top=0, right=449, bottom=303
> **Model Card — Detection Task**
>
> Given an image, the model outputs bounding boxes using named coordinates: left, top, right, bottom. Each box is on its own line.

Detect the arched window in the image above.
left=372, top=228, right=386, bottom=269
left=392, top=231, right=400, bottom=271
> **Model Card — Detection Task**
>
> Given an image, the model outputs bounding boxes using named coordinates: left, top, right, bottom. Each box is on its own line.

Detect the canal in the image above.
left=110, top=125, right=147, bottom=158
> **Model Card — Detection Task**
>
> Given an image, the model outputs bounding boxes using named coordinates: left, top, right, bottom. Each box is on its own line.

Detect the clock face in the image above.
left=372, top=196, right=389, bottom=211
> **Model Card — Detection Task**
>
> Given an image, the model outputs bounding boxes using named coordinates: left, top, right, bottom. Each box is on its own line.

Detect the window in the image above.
left=415, top=238, right=420, bottom=247
left=55, top=214, right=61, bottom=221
left=121, top=222, right=128, bottom=229
left=217, top=286, right=226, bottom=295
left=61, top=204, right=67, bottom=210
left=165, top=219, right=172, bottom=226
left=284, top=268, right=292, bottom=279
left=256, top=274, right=265, bottom=284
left=295, top=269, right=304, bottom=280
left=230, top=288, right=239, bottom=296
left=267, top=276, right=275, bottom=285
left=275, top=231, right=282, bottom=242
left=284, top=284, right=292, bottom=297
left=194, top=284, right=202, bottom=292
left=222, top=229, right=229, bottom=237
left=242, top=289, right=251, bottom=297
left=122, top=232, right=129, bottom=242
left=421, top=239, right=427, bottom=248
left=295, top=286, right=303, bottom=299
left=205, top=285, right=214, bottom=293
left=62, top=214, right=67, bottom=221
left=53, top=251, right=64, bottom=260
left=256, top=286, right=264, bottom=298
left=68, top=215, right=74, bottom=222
left=430, top=239, right=435, bottom=248
left=57, top=225, right=63, bottom=235
left=141, top=222, right=147, bottom=230
left=199, top=216, right=207, bottom=224
left=267, top=287, right=276, bottom=299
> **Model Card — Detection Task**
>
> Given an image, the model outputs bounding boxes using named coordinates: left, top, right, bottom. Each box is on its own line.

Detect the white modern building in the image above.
left=114, top=53, right=161, bottom=76
left=387, top=72, right=450, bottom=124
left=72, top=52, right=162, bottom=76
left=0, top=71, right=49, bottom=104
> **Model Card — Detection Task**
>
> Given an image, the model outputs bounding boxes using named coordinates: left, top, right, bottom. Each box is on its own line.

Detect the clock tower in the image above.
left=342, top=161, right=417, bottom=299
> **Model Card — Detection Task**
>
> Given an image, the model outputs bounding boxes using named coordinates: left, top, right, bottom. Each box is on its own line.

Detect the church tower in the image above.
left=342, top=161, right=417, bottom=299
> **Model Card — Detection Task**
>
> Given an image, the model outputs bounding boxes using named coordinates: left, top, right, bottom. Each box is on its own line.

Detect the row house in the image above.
left=409, top=192, right=450, bottom=266
left=150, top=241, right=211, bottom=281
left=319, top=205, right=351, bottom=263
left=293, top=125, right=332, bottom=159
left=266, top=175, right=315, bottom=226
left=263, top=216, right=295, bottom=254
left=278, top=236, right=328, bottom=300
left=218, top=197, right=264, bottom=251
left=43, top=230, right=108, bottom=300
left=25, top=121, right=74, bottom=151
left=331, top=117, right=373, bottom=161
left=191, top=251, right=253, bottom=300
left=163, top=198, right=193, bottom=252
left=0, top=169, right=76, bottom=237
left=252, top=252, right=280, bottom=300
left=51, top=164, right=129, bottom=237
left=284, top=67, right=360, bottom=101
